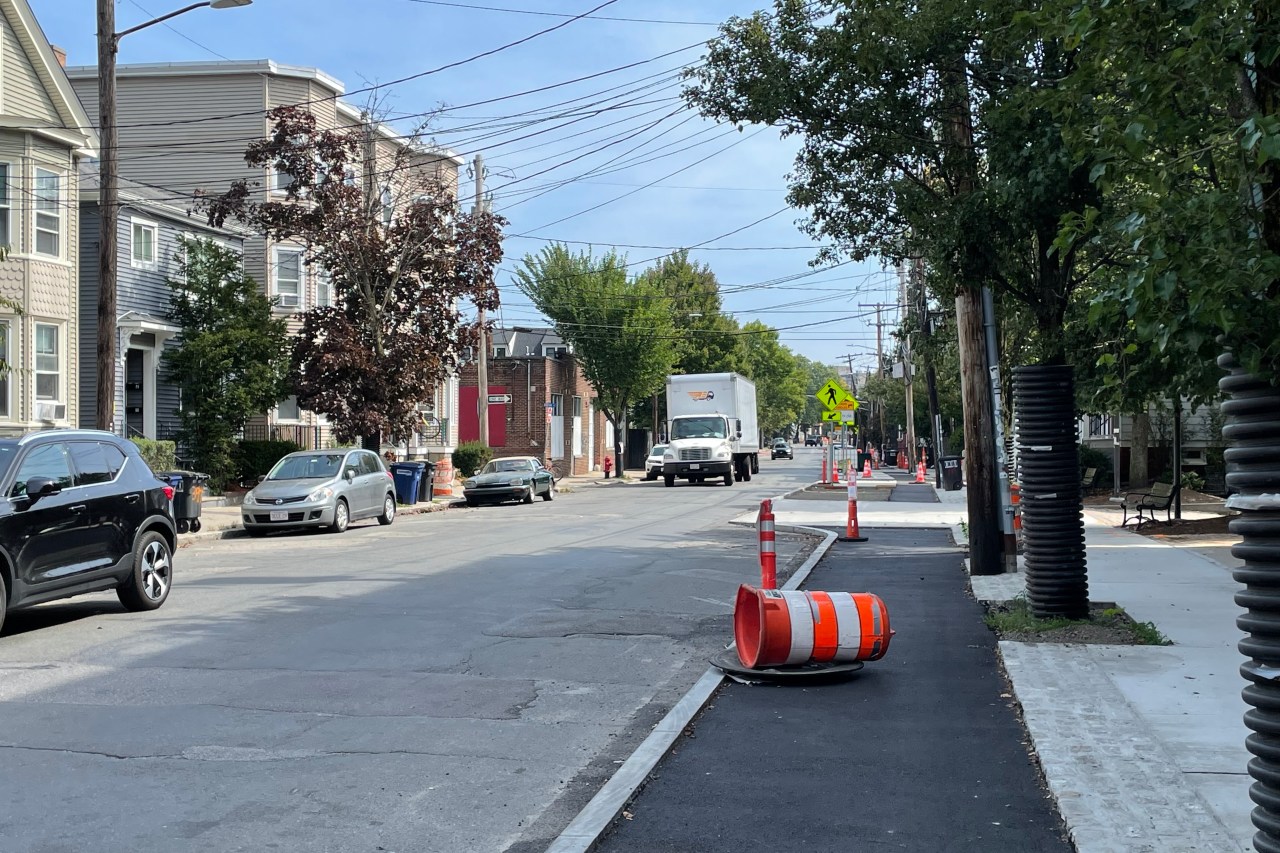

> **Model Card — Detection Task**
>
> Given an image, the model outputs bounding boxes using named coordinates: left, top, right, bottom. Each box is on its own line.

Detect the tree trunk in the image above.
left=956, top=286, right=1002, bottom=574
left=1129, top=412, right=1150, bottom=487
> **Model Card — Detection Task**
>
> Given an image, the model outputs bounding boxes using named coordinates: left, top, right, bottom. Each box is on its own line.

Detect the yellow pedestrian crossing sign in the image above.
left=816, top=379, right=856, bottom=410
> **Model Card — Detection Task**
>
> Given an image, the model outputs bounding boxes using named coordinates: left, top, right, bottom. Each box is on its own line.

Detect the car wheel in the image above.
left=723, top=471, right=733, bottom=486
left=522, top=488, right=534, bottom=505
left=378, top=493, right=396, bottom=525
left=646, top=470, right=657, bottom=481
left=664, top=473, right=675, bottom=487
left=465, top=499, right=478, bottom=508
left=0, top=571, right=7, bottom=634
left=329, top=498, right=350, bottom=533
left=541, top=484, right=554, bottom=501
left=117, top=530, right=173, bottom=612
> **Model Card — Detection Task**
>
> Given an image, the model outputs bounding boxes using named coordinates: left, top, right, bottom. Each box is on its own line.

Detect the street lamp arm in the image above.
left=115, top=2, right=212, bottom=39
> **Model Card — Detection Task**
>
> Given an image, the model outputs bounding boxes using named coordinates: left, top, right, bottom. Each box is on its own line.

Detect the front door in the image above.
left=125, top=348, right=145, bottom=438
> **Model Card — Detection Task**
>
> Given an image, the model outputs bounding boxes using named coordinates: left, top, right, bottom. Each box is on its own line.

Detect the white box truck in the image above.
left=662, top=372, right=760, bottom=487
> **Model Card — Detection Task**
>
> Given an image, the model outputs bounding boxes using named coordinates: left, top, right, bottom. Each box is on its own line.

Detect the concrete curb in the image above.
left=544, top=499, right=836, bottom=853
left=176, top=502, right=455, bottom=547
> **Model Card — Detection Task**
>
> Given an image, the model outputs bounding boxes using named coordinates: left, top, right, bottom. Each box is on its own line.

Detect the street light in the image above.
left=95, top=0, right=252, bottom=431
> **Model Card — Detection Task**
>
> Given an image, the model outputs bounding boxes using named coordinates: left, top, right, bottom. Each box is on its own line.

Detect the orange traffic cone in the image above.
left=915, top=461, right=926, bottom=484
left=833, top=461, right=841, bottom=484
left=843, top=464, right=867, bottom=542
left=862, top=458, right=872, bottom=479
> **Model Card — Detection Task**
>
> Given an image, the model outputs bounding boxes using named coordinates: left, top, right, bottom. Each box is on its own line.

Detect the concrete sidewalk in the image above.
left=576, top=480, right=1254, bottom=853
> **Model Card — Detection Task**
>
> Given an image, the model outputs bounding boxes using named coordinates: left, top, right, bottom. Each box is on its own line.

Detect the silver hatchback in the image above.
left=241, top=448, right=396, bottom=536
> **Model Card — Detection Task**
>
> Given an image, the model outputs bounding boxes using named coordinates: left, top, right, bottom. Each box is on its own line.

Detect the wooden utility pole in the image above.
left=473, top=154, right=489, bottom=446
left=860, top=302, right=895, bottom=454
left=96, top=0, right=118, bottom=431
left=943, top=63, right=1002, bottom=575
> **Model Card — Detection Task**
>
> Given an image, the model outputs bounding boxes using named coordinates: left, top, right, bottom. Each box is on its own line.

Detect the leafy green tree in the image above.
left=164, top=238, right=290, bottom=488
left=638, top=250, right=744, bottom=374
left=1026, top=1, right=1280, bottom=379
left=739, top=321, right=806, bottom=438
left=515, top=244, right=679, bottom=468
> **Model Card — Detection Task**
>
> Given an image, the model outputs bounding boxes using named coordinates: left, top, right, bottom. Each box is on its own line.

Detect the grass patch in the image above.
left=983, top=596, right=1172, bottom=645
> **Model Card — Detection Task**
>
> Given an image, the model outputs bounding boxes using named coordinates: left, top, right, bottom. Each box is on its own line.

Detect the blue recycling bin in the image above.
left=390, top=461, right=426, bottom=505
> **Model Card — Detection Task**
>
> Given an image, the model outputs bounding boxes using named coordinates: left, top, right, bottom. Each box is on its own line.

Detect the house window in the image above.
left=380, top=186, right=394, bottom=225
left=271, top=168, right=291, bottom=194
left=34, top=168, right=60, bottom=257
left=572, top=396, right=582, bottom=417
left=34, top=323, right=59, bottom=400
left=173, top=232, right=193, bottom=287
left=543, top=345, right=567, bottom=357
left=276, top=395, right=301, bottom=421
left=131, top=219, right=157, bottom=267
left=0, top=163, right=11, bottom=246
left=273, top=247, right=303, bottom=308
left=315, top=267, right=332, bottom=307
left=493, top=346, right=507, bottom=358
left=550, top=394, right=563, bottom=417
left=0, top=319, right=9, bottom=417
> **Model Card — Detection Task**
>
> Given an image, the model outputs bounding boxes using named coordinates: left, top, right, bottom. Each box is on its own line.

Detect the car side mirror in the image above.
left=23, top=476, right=60, bottom=503
left=344, top=468, right=356, bottom=481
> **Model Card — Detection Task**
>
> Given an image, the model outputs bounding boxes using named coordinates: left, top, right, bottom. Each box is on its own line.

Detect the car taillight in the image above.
left=387, top=471, right=394, bottom=478
left=163, top=485, right=175, bottom=501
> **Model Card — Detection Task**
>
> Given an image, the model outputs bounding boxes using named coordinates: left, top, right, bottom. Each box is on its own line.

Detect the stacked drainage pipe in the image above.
left=1012, top=365, right=1088, bottom=619
left=1219, top=355, right=1280, bottom=853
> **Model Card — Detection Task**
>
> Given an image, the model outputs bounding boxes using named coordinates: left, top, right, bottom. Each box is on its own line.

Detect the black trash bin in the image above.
left=885, top=447, right=898, bottom=468
left=418, top=460, right=435, bottom=503
left=161, top=471, right=208, bottom=533
left=390, top=462, right=426, bottom=506
left=941, top=456, right=964, bottom=491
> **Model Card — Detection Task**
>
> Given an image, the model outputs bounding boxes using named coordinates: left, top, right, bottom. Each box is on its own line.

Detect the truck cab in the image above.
left=663, top=414, right=740, bottom=487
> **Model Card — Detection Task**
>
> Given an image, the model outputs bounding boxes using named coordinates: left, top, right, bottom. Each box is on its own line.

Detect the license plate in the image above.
left=270, top=510, right=289, bottom=521
left=689, top=463, right=700, bottom=470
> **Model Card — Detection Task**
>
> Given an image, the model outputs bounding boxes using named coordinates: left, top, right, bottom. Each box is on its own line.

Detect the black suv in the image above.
left=771, top=440, right=793, bottom=460
left=0, top=430, right=176, bottom=633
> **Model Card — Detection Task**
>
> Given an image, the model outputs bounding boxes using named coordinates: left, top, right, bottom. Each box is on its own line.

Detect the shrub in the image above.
left=131, top=438, right=176, bottom=473
left=453, top=441, right=492, bottom=477
left=235, top=439, right=302, bottom=484
left=1078, top=443, right=1113, bottom=486
left=1181, top=471, right=1205, bottom=493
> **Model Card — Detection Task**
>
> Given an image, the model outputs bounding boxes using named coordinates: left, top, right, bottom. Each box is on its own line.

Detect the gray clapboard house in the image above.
left=78, top=171, right=247, bottom=440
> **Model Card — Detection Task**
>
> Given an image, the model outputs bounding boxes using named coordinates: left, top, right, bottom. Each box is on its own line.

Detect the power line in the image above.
left=404, top=0, right=721, bottom=25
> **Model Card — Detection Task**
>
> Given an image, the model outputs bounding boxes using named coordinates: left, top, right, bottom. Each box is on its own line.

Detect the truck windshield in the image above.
left=671, top=417, right=728, bottom=439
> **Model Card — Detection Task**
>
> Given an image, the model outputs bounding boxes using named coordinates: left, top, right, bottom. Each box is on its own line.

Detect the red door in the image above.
left=459, top=386, right=507, bottom=446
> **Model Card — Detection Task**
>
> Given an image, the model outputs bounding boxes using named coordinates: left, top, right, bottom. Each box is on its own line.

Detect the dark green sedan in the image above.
left=462, top=456, right=555, bottom=506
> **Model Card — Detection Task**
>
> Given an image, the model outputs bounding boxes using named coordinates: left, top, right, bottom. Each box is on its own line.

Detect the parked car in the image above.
left=463, top=457, right=555, bottom=506
left=242, top=448, right=396, bottom=536
left=0, top=430, right=177, bottom=633
left=771, top=441, right=793, bottom=460
left=804, top=435, right=819, bottom=446
left=645, top=444, right=667, bottom=480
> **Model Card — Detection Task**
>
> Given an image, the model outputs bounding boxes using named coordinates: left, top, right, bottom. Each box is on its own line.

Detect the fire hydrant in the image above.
left=603, top=455, right=613, bottom=479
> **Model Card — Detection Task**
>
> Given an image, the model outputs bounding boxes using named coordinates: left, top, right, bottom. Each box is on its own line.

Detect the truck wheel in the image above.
left=751, top=455, right=759, bottom=474
left=664, top=474, right=675, bottom=487
left=743, top=465, right=752, bottom=482
left=723, top=471, right=733, bottom=486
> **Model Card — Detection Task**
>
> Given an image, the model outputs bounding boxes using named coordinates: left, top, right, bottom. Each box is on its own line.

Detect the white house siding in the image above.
left=0, top=4, right=57, bottom=123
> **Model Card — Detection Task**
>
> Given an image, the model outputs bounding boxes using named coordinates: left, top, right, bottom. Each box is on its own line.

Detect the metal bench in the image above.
left=1120, top=481, right=1179, bottom=529
left=1081, top=467, right=1098, bottom=494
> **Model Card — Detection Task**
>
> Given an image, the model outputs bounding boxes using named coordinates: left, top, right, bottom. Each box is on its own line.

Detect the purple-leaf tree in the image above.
left=202, top=105, right=504, bottom=444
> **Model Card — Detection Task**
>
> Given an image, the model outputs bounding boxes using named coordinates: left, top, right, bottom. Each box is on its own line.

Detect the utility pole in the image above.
left=860, top=302, right=895, bottom=456
left=96, top=0, right=118, bottom=431
left=943, top=63, right=1002, bottom=576
left=473, top=154, right=489, bottom=446
left=911, top=257, right=944, bottom=487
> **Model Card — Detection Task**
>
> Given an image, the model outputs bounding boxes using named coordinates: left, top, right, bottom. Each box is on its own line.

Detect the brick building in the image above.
left=458, top=329, right=610, bottom=476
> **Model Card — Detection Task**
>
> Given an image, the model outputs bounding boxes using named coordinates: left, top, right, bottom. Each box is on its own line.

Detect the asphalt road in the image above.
left=0, top=449, right=823, bottom=853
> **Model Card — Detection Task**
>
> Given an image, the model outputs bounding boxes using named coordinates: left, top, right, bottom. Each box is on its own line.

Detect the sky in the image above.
left=34, top=0, right=901, bottom=373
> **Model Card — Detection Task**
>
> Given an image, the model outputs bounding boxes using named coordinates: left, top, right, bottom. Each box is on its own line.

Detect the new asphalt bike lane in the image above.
left=592, top=526, right=1073, bottom=852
